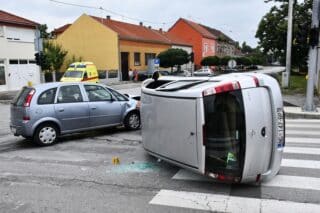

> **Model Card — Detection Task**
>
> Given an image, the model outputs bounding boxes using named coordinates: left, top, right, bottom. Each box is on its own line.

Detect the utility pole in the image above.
left=304, top=0, right=320, bottom=112
left=282, top=0, right=294, bottom=88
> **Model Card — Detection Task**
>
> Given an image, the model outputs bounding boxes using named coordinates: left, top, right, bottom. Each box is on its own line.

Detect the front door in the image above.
left=84, top=85, right=122, bottom=127
left=242, top=87, right=273, bottom=177
left=54, top=85, right=90, bottom=132
left=121, top=52, right=129, bottom=81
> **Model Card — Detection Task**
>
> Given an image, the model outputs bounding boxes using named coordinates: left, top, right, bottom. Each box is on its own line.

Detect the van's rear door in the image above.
left=242, top=87, right=273, bottom=180
left=142, top=96, right=198, bottom=168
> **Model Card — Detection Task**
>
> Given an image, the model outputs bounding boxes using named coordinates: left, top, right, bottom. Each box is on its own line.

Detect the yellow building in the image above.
left=53, top=14, right=192, bottom=80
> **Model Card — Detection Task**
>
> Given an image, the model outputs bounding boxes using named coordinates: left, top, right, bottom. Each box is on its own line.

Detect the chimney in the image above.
left=159, top=28, right=163, bottom=33
left=139, top=22, right=143, bottom=26
left=106, top=15, right=111, bottom=20
left=148, top=26, right=151, bottom=29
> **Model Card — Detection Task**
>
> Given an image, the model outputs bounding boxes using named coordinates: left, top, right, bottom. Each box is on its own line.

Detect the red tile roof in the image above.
left=52, top=24, right=71, bottom=36
left=0, top=10, right=39, bottom=28
left=91, top=16, right=191, bottom=46
left=170, top=18, right=216, bottom=39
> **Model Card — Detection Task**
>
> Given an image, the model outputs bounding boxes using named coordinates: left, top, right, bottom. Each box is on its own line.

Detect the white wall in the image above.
left=0, top=26, right=40, bottom=91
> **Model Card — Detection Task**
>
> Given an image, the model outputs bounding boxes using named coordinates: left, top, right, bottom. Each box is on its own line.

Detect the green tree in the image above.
left=256, top=0, right=311, bottom=70
left=39, top=24, right=50, bottom=39
left=157, top=48, right=189, bottom=72
left=220, top=56, right=232, bottom=66
left=43, top=41, right=68, bottom=72
left=201, top=56, right=220, bottom=66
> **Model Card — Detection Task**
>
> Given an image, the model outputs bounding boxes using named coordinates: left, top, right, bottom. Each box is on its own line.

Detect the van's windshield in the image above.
left=204, top=90, right=245, bottom=177
left=64, top=71, right=83, bottom=78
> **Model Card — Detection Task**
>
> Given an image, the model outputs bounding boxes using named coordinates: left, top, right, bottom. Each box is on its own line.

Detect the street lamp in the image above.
left=303, top=0, right=320, bottom=112
left=282, top=0, right=294, bottom=88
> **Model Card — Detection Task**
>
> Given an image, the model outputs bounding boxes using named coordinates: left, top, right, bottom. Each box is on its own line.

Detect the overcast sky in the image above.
left=2, top=0, right=278, bottom=47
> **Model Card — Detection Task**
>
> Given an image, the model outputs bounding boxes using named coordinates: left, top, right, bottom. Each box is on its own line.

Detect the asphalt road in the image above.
left=1, top=101, right=320, bottom=212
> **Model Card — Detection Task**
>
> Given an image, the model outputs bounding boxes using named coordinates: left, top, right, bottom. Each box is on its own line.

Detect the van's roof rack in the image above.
left=156, top=79, right=209, bottom=92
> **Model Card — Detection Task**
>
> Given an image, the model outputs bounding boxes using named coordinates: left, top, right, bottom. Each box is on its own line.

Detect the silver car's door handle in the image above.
left=91, top=106, right=97, bottom=110
left=58, top=108, right=64, bottom=112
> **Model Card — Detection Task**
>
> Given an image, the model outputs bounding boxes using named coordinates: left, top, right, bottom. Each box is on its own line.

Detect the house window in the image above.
left=145, top=53, right=156, bottom=65
left=0, top=66, right=6, bottom=85
left=9, top=59, right=18, bottom=64
left=19, top=59, right=28, bottom=64
left=134, top=52, right=141, bottom=66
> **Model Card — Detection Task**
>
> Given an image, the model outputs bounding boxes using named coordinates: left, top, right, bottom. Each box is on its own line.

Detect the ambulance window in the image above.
left=204, top=90, right=245, bottom=175
left=83, top=72, right=88, bottom=79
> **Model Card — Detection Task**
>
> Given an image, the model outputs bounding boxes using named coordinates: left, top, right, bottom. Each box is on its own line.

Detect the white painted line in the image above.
left=284, top=147, right=320, bottom=155
left=150, top=189, right=320, bottom=213
left=286, top=130, right=320, bottom=138
left=286, top=119, right=320, bottom=124
left=262, top=175, right=320, bottom=191
left=286, top=137, right=320, bottom=144
left=281, top=159, right=320, bottom=170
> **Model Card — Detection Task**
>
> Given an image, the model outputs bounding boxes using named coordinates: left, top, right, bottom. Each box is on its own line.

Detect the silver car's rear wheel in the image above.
left=34, top=124, right=59, bottom=146
left=124, top=111, right=140, bottom=130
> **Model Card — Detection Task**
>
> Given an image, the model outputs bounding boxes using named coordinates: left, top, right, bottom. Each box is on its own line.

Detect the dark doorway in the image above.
left=121, top=52, right=129, bottom=81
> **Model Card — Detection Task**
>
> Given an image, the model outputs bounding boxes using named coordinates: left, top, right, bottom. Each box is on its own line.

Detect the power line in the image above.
left=49, top=0, right=174, bottom=26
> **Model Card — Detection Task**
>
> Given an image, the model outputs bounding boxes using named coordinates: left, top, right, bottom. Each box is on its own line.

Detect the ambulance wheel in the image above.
left=124, top=111, right=140, bottom=130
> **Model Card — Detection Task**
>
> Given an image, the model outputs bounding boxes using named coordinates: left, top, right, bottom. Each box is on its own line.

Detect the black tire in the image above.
left=33, top=123, right=59, bottom=146
left=124, top=111, right=141, bottom=130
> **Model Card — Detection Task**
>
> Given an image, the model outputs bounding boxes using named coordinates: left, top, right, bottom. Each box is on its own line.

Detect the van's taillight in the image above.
left=203, top=81, right=241, bottom=96
left=253, top=76, right=260, bottom=87
left=23, top=89, right=35, bottom=107
left=23, top=116, right=30, bottom=121
left=207, top=172, right=240, bottom=183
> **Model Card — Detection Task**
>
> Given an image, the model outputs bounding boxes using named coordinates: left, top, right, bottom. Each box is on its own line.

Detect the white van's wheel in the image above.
left=124, top=112, right=140, bottom=130
left=34, top=123, right=59, bottom=146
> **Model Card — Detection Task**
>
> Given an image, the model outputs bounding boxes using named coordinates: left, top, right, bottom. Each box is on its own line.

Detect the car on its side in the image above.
left=10, top=82, right=141, bottom=146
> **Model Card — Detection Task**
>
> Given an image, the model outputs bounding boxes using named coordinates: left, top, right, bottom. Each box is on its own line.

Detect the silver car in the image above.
left=10, top=82, right=141, bottom=146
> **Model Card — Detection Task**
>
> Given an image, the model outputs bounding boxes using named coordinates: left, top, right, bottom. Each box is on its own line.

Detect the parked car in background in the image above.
left=10, top=82, right=141, bottom=146
left=171, top=70, right=191, bottom=77
left=193, top=67, right=214, bottom=76
left=137, top=70, right=170, bottom=81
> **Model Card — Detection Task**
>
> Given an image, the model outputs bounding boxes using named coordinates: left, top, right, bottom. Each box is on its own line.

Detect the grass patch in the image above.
left=274, top=72, right=307, bottom=95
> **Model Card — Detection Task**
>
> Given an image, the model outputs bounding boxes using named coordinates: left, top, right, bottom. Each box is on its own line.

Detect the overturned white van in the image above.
left=141, top=73, right=285, bottom=183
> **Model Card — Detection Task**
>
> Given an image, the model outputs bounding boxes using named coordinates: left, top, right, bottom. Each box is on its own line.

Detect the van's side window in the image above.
left=38, top=88, right=57, bottom=105
left=85, top=85, right=112, bottom=102
left=57, top=85, right=83, bottom=103
left=83, top=72, right=88, bottom=79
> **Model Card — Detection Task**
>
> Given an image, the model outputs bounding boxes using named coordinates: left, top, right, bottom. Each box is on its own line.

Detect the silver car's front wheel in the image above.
left=34, top=124, right=59, bottom=146
left=124, top=112, right=141, bottom=130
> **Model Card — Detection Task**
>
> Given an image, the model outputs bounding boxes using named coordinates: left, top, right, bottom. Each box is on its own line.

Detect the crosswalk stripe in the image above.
left=286, top=137, right=320, bottom=144
left=284, top=147, right=320, bottom=155
left=286, top=119, right=320, bottom=124
left=281, top=159, right=320, bottom=170
left=286, top=130, right=320, bottom=138
left=262, top=175, right=320, bottom=191
left=149, top=189, right=320, bottom=213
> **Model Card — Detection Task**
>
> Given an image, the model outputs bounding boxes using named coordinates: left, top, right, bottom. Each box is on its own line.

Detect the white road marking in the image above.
left=286, top=137, right=320, bottom=144
left=284, top=147, right=320, bottom=155
left=262, top=175, right=320, bottom=191
left=150, top=189, right=320, bottom=213
left=281, top=159, right=320, bottom=170
left=286, top=130, right=320, bottom=138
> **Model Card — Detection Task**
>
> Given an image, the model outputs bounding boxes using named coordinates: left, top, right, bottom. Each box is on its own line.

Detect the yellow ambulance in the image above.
left=60, top=62, right=99, bottom=83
